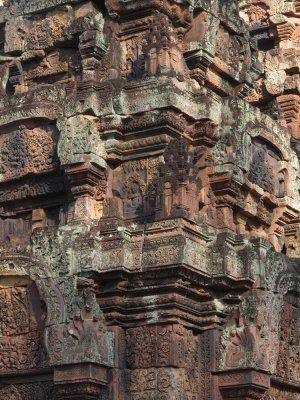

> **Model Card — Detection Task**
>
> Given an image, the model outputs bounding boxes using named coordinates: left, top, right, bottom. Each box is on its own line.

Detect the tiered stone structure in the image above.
left=0, top=0, right=300, bottom=399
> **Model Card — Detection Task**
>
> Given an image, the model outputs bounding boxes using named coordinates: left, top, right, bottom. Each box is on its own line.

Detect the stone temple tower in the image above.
left=0, top=0, right=300, bottom=399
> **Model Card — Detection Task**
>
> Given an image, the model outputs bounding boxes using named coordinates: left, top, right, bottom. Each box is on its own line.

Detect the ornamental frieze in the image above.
left=0, top=0, right=299, bottom=399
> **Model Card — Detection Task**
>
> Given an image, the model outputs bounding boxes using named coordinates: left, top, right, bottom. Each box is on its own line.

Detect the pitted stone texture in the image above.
left=0, top=1, right=299, bottom=400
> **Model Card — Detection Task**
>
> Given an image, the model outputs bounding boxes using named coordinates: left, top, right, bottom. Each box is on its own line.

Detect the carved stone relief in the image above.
left=0, top=123, right=58, bottom=183
left=0, top=0, right=299, bottom=399
left=0, top=282, right=45, bottom=372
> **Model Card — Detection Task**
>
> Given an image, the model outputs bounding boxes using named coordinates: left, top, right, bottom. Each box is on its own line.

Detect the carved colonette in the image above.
left=0, top=0, right=299, bottom=399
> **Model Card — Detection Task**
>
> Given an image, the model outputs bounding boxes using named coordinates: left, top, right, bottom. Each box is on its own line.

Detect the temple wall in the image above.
left=0, top=0, right=300, bottom=399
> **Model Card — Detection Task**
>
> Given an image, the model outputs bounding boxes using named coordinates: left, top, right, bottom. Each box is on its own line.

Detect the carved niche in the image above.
left=146, top=138, right=199, bottom=220
left=246, top=2, right=269, bottom=25
left=0, top=280, right=46, bottom=372
left=46, top=278, right=114, bottom=367
left=120, top=35, right=146, bottom=79
left=217, top=291, right=282, bottom=373
left=247, top=137, right=286, bottom=197
left=215, top=23, right=246, bottom=74
left=112, top=158, right=160, bottom=219
left=143, top=12, right=186, bottom=77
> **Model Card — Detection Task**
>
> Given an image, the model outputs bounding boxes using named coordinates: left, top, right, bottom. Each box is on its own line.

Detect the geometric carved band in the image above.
left=217, top=369, right=270, bottom=400
left=54, top=363, right=108, bottom=400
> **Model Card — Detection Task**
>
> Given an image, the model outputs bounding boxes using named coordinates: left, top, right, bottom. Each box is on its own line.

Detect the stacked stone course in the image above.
left=0, top=0, right=300, bottom=399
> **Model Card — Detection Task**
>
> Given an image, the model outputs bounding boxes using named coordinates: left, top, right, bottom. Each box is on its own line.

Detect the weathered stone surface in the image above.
left=0, top=0, right=300, bottom=399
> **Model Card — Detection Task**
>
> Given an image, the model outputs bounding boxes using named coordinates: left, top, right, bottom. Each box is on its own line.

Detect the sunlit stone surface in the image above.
left=0, top=1, right=300, bottom=399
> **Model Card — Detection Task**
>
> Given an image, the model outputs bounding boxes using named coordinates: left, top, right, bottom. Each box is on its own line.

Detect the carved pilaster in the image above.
left=277, top=94, right=300, bottom=139
left=47, top=278, right=114, bottom=399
